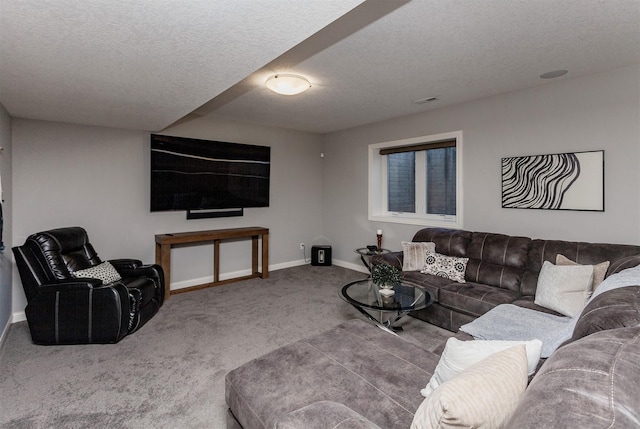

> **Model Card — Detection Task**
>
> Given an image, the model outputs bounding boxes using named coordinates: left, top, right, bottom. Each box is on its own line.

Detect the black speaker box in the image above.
left=311, top=245, right=332, bottom=266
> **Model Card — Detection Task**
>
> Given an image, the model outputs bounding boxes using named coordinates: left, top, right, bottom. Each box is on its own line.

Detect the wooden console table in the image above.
left=155, top=227, right=269, bottom=298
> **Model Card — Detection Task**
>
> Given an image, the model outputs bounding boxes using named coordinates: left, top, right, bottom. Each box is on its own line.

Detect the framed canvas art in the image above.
left=501, top=150, right=604, bottom=211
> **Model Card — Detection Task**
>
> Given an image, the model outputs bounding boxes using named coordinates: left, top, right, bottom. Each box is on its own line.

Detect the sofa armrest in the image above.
left=607, top=254, right=640, bottom=276
left=275, top=401, right=382, bottom=429
left=370, top=251, right=403, bottom=271
left=37, top=278, right=104, bottom=291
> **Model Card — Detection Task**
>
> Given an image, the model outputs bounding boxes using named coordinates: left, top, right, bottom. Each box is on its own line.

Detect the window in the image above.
left=368, top=131, right=463, bottom=228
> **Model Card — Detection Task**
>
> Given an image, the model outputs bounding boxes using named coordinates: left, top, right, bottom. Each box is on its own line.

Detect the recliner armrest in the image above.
left=109, top=258, right=143, bottom=270
left=110, top=262, right=165, bottom=304
left=38, top=278, right=104, bottom=291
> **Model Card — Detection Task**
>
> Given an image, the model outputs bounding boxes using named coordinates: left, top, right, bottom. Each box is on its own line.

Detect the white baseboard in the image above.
left=0, top=316, right=11, bottom=349
left=170, top=259, right=311, bottom=291
left=12, top=311, right=26, bottom=323
left=332, top=259, right=370, bottom=275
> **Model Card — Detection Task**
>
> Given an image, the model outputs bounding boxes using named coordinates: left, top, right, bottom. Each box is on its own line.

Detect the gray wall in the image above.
left=11, top=115, right=324, bottom=317
left=0, top=103, right=12, bottom=340
left=322, top=65, right=640, bottom=268
left=9, top=65, right=640, bottom=319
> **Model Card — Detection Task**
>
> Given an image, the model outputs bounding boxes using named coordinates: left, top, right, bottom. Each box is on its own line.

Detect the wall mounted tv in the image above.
left=150, top=134, right=270, bottom=217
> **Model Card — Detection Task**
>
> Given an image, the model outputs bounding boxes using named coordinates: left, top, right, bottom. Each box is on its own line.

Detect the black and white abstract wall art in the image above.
left=501, top=150, right=604, bottom=211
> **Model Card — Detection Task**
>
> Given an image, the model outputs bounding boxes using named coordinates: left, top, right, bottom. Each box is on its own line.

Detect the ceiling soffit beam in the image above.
left=165, top=0, right=411, bottom=130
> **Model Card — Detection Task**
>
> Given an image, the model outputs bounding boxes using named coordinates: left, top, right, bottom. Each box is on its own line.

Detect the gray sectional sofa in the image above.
left=372, top=228, right=640, bottom=331
left=225, top=229, right=640, bottom=428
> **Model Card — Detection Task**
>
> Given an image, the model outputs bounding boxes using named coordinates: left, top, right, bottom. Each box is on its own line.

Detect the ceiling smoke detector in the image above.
left=540, top=69, right=568, bottom=79
left=413, top=96, right=439, bottom=104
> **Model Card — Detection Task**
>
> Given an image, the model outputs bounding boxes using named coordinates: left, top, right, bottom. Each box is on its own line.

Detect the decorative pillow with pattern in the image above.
left=402, top=241, right=436, bottom=271
left=421, top=252, right=468, bottom=283
left=72, top=261, right=122, bottom=284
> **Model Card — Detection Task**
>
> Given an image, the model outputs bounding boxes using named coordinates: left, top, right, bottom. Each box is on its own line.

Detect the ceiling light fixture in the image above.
left=540, top=69, right=568, bottom=79
left=265, top=74, right=311, bottom=95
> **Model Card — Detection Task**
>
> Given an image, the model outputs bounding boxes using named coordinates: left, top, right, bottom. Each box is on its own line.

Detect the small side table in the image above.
left=354, top=247, right=391, bottom=272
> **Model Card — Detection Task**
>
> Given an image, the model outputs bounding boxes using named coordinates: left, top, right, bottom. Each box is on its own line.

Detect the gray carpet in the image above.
left=0, top=265, right=453, bottom=429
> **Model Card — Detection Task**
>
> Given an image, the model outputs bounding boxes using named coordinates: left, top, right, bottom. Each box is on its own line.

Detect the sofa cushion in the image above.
left=275, top=401, right=382, bottom=429
left=533, top=261, right=594, bottom=317
left=509, top=296, right=563, bottom=316
left=403, top=272, right=453, bottom=302
left=411, top=228, right=472, bottom=258
left=465, top=232, right=531, bottom=291
left=438, top=282, right=519, bottom=317
left=225, top=319, right=441, bottom=429
left=505, top=325, right=640, bottom=429
left=412, top=345, right=528, bottom=429
left=569, top=285, right=640, bottom=343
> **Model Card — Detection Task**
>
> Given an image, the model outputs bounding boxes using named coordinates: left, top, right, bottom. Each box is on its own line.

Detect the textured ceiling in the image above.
left=0, top=0, right=365, bottom=130
left=1, top=0, right=639, bottom=134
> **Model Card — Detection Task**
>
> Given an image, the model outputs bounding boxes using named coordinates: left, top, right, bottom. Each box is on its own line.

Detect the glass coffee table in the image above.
left=341, top=278, right=433, bottom=334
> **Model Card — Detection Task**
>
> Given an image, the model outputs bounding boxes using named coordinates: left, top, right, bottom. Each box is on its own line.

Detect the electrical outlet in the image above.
left=299, top=243, right=305, bottom=250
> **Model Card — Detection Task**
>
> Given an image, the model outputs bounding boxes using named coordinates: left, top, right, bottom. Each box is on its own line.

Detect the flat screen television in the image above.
left=150, top=134, right=270, bottom=212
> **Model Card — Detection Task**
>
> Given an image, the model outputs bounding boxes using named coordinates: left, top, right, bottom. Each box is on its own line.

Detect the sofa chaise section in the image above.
left=227, top=282, right=640, bottom=428
left=225, top=319, right=441, bottom=429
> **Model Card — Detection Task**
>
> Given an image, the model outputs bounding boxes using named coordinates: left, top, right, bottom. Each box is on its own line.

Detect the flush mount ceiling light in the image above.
left=265, top=74, right=311, bottom=95
left=540, top=69, right=568, bottom=79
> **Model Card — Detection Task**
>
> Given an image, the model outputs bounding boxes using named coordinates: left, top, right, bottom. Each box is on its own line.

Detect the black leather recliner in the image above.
left=13, top=227, right=164, bottom=345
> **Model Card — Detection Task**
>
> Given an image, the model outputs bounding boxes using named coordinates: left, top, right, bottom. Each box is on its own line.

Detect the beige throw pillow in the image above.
left=402, top=241, right=436, bottom=271
left=556, top=254, right=610, bottom=291
left=411, top=345, right=528, bottom=429
left=534, top=261, right=594, bottom=317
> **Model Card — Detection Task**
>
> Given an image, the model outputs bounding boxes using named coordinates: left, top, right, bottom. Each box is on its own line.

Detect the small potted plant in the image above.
left=371, top=263, right=402, bottom=291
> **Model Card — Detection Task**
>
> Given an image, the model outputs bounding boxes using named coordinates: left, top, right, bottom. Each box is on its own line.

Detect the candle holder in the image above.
left=377, top=233, right=382, bottom=251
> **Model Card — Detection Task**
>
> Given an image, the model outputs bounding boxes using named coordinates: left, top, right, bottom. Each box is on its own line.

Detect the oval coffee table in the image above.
left=341, top=278, right=433, bottom=334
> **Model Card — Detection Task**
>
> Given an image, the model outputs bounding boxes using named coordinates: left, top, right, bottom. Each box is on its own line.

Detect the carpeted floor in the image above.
left=0, top=265, right=453, bottom=428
